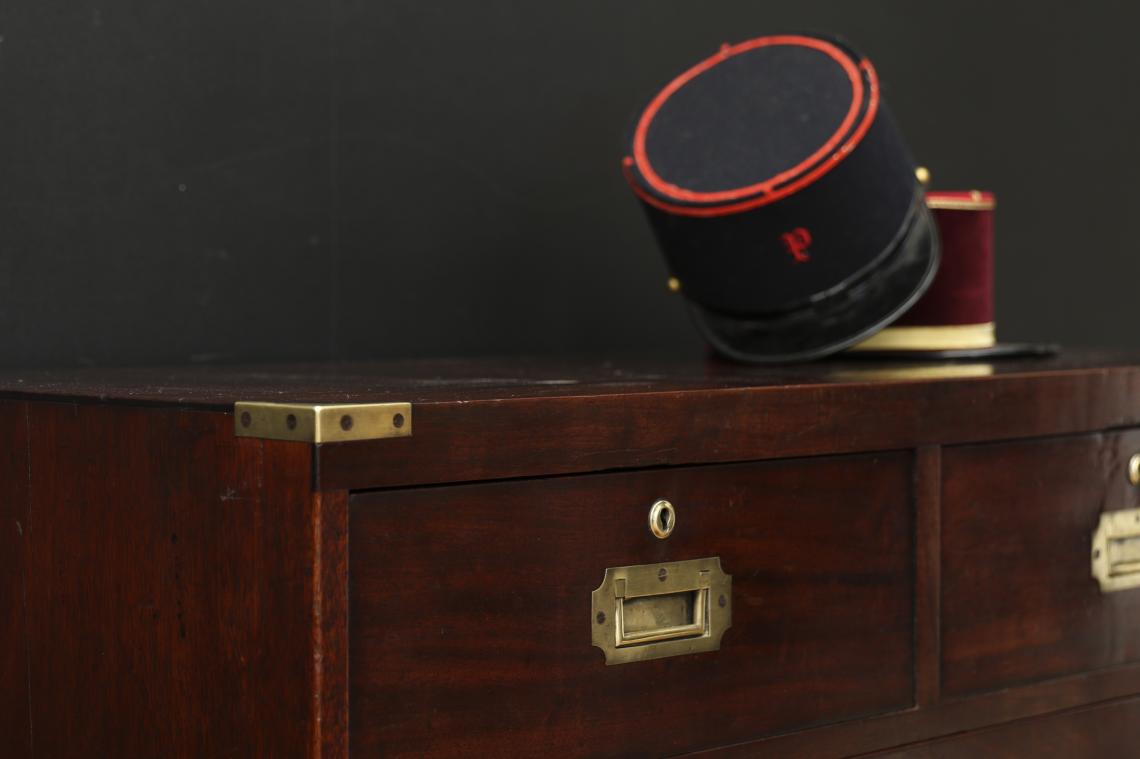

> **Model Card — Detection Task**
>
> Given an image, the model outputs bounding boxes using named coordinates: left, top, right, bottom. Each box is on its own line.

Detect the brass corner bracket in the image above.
left=233, top=401, right=412, bottom=443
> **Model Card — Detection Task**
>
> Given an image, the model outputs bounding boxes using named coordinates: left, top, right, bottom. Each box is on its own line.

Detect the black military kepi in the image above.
left=623, top=33, right=939, bottom=363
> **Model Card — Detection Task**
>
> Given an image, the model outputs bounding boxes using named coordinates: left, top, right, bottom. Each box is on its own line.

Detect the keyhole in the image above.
left=649, top=500, right=676, bottom=539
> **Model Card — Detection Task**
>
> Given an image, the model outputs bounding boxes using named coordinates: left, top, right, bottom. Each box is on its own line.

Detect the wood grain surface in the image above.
left=0, top=402, right=32, bottom=758
left=321, top=360, right=1140, bottom=490
left=941, top=429, right=1140, bottom=697
left=349, top=453, right=915, bottom=757
left=690, top=664, right=1140, bottom=758
left=4, top=355, right=1140, bottom=757
left=0, top=402, right=345, bottom=757
left=869, top=695, right=1140, bottom=758
left=1, top=352, right=1139, bottom=491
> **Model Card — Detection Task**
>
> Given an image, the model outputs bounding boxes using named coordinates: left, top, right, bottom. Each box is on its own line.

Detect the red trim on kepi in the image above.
left=621, top=32, right=940, bottom=363
left=632, top=35, right=868, bottom=206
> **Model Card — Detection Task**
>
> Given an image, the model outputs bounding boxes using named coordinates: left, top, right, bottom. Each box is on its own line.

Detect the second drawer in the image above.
left=942, top=429, right=1140, bottom=697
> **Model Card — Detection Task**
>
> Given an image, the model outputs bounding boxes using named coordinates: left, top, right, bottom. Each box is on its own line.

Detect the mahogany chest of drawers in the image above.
left=4, top=352, right=1140, bottom=757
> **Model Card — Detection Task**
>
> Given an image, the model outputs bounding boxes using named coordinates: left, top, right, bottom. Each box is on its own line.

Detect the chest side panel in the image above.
left=17, top=403, right=320, bottom=757
left=0, top=402, right=32, bottom=758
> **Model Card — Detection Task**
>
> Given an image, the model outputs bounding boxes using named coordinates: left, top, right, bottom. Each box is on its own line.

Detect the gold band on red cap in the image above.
left=850, top=322, right=996, bottom=352
left=925, top=191, right=995, bottom=211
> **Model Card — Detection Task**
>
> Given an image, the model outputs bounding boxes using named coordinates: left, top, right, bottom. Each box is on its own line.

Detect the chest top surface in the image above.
left=3, top=350, right=1138, bottom=490
left=0, top=349, right=1136, bottom=409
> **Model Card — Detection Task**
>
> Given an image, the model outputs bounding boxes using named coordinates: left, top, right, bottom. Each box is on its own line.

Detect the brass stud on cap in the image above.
left=666, top=277, right=682, bottom=294
left=1129, top=453, right=1140, bottom=487
left=915, top=166, right=931, bottom=186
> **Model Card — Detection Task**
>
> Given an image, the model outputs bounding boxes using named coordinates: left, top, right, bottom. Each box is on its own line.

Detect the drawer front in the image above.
left=349, top=453, right=914, bottom=758
left=942, top=430, right=1140, bottom=697
left=874, top=697, right=1140, bottom=758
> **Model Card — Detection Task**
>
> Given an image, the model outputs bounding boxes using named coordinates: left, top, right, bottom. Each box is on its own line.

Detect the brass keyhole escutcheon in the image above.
left=1129, top=453, right=1140, bottom=487
left=649, top=499, right=676, bottom=539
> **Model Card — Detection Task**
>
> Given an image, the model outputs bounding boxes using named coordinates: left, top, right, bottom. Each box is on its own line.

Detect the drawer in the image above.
left=348, top=453, right=914, bottom=757
left=873, top=696, right=1140, bottom=758
left=942, top=430, right=1140, bottom=697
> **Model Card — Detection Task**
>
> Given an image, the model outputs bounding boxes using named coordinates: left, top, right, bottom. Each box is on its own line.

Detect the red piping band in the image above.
left=624, top=58, right=880, bottom=219
left=633, top=35, right=865, bottom=205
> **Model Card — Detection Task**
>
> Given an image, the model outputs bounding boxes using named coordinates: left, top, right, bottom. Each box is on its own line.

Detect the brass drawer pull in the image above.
left=1092, top=509, right=1140, bottom=593
left=591, top=557, right=731, bottom=665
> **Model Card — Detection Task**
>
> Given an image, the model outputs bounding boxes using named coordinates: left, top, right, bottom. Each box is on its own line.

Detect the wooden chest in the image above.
left=4, top=352, right=1140, bottom=757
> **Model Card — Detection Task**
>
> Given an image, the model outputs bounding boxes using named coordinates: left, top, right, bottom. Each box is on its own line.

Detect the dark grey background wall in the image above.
left=1, top=0, right=1136, bottom=368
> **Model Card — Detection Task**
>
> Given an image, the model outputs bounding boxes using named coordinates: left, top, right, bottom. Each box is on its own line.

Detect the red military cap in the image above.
left=850, top=190, right=1054, bottom=358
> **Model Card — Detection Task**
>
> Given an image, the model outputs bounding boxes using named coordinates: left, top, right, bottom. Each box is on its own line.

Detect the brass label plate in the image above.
left=234, top=402, right=412, bottom=443
left=591, top=557, right=731, bottom=665
left=1093, top=509, right=1140, bottom=593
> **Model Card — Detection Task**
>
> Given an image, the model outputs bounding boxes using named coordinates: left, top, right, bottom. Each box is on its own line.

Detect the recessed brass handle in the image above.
left=1092, top=509, right=1140, bottom=593
left=1129, top=454, right=1140, bottom=487
left=591, top=557, right=732, bottom=665
left=648, top=499, right=676, bottom=539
